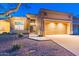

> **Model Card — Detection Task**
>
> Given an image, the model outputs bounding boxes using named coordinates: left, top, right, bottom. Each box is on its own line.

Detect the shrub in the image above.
left=12, top=44, right=21, bottom=50
left=8, top=44, right=21, bottom=53
left=2, top=32, right=7, bottom=35
left=6, top=44, right=22, bottom=53
left=18, top=33, right=24, bottom=38
left=38, top=35, right=43, bottom=37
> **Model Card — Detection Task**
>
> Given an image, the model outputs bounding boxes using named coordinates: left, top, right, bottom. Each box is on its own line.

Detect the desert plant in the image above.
left=2, top=32, right=7, bottom=35
left=8, top=44, right=21, bottom=53
left=12, top=44, right=21, bottom=50
left=18, top=33, right=24, bottom=38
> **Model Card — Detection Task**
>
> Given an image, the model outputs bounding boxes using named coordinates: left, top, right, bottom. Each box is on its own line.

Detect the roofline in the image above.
left=39, top=8, right=72, bottom=16
left=11, top=16, right=27, bottom=18
left=27, top=13, right=38, bottom=16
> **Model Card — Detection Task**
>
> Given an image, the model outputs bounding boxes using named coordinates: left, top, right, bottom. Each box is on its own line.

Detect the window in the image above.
left=14, top=21, right=24, bottom=30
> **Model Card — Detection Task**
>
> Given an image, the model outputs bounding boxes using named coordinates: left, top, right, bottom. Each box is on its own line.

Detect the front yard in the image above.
left=0, top=35, right=75, bottom=56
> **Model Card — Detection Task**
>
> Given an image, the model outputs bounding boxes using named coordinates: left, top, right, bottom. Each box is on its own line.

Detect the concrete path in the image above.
left=46, top=35, right=79, bottom=56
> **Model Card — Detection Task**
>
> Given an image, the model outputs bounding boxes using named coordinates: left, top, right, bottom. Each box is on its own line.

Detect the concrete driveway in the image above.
left=46, top=35, right=79, bottom=56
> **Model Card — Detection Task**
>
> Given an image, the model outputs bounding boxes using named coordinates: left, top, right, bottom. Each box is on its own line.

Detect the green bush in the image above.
left=7, top=44, right=24, bottom=53
left=11, top=44, right=21, bottom=52
left=2, top=32, right=8, bottom=35
left=18, top=33, right=24, bottom=38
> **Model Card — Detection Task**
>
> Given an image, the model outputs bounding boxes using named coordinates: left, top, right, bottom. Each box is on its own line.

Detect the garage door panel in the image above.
left=44, top=21, right=68, bottom=35
left=56, top=23, right=67, bottom=34
left=45, top=21, right=56, bottom=35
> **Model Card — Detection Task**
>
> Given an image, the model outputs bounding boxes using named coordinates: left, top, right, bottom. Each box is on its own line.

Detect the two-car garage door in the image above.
left=44, top=20, right=71, bottom=35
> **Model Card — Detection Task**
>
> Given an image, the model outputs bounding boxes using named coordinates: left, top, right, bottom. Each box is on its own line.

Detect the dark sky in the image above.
left=0, top=3, right=79, bottom=18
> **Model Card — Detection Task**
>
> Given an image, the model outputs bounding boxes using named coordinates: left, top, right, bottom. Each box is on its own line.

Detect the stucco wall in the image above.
left=11, top=17, right=27, bottom=31
left=0, top=20, right=10, bottom=33
left=40, top=9, right=72, bottom=20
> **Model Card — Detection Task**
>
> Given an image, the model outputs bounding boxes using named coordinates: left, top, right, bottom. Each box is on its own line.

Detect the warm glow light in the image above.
left=45, top=21, right=71, bottom=35
left=47, top=22, right=66, bottom=34
left=14, top=20, right=25, bottom=30
left=48, top=23, right=56, bottom=29
left=57, top=23, right=65, bottom=29
left=0, top=20, right=10, bottom=33
left=30, top=23, right=35, bottom=25
left=48, top=22, right=66, bottom=31
left=57, top=23, right=67, bottom=34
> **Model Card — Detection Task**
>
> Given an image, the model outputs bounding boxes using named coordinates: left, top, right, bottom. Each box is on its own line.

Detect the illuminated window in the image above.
left=15, top=22, right=24, bottom=25
left=14, top=21, right=24, bottom=30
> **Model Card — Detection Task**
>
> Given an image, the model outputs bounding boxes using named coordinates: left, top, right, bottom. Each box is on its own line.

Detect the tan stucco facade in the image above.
left=0, top=9, right=73, bottom=36
left=10, top=17, right=27, bottom=30
left=0, top=20, right=10, bottom=33
left=27, top=9, right=73, bottom=36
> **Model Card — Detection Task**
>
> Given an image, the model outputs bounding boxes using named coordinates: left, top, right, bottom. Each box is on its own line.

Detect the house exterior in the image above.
left=10, top=17, right=28, bottom=33
left=0, top=9, right=79, bottom=36
left=27, top=9, right=73, bottom=36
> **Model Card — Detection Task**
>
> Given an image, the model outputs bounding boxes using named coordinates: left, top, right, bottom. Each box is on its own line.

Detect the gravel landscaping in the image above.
left=0, top=35, right=75, bottom=56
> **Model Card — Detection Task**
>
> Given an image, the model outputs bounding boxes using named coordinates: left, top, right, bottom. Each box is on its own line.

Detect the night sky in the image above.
left=0, top=3, right=79, bottom=18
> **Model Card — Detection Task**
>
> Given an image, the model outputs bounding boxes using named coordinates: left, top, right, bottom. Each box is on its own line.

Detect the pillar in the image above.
left=37, top=16, right=45, bottom=37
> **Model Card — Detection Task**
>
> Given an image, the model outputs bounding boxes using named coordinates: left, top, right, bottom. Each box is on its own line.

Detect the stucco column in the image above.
left=70, top=17, right=73, bottom=35
left=70, top=22, right=73, bottom=35
left=37, top=16, right=45, bottom=37
left=27, top=18, right=30, bottom=33
left=8, top=17, right=12, bottom=32
left=67, top=22, right=72, bottom=35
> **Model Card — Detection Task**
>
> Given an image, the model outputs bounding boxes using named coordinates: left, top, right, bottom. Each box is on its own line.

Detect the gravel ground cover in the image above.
left=0, top=35, right=75, bottom=56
